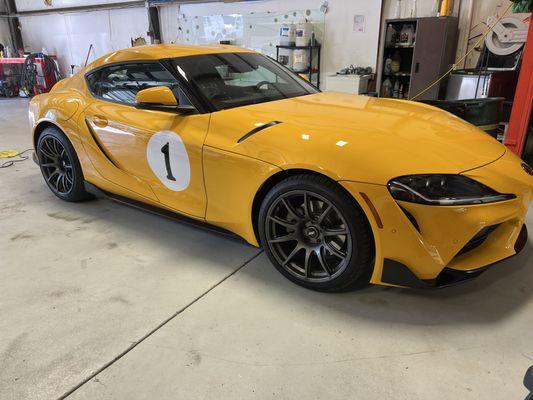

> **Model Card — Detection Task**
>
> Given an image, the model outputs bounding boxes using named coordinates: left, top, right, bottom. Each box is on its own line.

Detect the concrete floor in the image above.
left=1, top=97, right=532, bottom=400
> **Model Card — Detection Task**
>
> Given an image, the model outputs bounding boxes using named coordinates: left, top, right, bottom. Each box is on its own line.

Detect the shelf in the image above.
left=386, top=18, right=418, bottom=24
left=276, top=44, right=321, bottom=50
left=381, top=95, right=410, bottom=99
left=385, top=44, right=414, bottom=49
left=276, top=44, right=321, bottom=89
left=383, top=72, right=411, bottom=77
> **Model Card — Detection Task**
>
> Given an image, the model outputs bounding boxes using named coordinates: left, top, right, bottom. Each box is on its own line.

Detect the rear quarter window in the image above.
left=84, top=62, right=189, bottom=106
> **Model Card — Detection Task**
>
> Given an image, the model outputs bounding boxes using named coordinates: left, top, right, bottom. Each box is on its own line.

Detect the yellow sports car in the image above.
left=29, top=44, right=532, bottom=291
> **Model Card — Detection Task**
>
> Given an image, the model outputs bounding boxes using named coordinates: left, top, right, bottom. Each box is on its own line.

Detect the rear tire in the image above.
left=258, top=174, right=375, bottom=292
left=36, top=127, right=93, bottom=202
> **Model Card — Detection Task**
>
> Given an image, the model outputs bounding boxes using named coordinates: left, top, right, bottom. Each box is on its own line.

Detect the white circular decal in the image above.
left=146, top=131, right=190, bottom=191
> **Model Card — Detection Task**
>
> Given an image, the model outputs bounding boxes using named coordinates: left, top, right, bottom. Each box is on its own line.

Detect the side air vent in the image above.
left=399, top=206, right=421, bottom=233
left=85, top=119, right=120, bottom=169
left=237, top=121, right=282, bottom=143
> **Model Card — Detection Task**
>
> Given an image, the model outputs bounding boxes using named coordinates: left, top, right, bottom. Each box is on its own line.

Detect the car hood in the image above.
left=205, top=92, right=506, bottom=184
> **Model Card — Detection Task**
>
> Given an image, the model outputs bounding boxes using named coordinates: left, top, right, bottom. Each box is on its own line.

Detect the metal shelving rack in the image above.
left=276, top=44, right=321, bottom=89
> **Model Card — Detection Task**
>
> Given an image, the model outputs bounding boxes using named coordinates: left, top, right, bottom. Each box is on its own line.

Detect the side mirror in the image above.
left=135, top=86, right=196, bottom=114
left=136, top=86, right=177, bottom=107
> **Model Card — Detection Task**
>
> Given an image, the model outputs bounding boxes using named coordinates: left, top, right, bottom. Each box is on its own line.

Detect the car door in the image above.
left=79, top=61, right=209, bottom=218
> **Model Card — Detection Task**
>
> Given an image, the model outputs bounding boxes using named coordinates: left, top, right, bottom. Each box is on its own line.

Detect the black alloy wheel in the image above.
left=265, top=190, right=352, bottom=282
left=39, top=135, right=75, bottom=195
left=259, top=174, right=375, bottom=292
left=37, top=127, right=92, bottom=202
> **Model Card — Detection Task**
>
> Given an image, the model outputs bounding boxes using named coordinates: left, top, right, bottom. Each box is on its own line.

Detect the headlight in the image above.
left=387, top=174, right=515, bottom=205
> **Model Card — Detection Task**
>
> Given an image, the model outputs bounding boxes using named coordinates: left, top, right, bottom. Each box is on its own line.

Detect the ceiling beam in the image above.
left=12, top=1, right=146, bottom=17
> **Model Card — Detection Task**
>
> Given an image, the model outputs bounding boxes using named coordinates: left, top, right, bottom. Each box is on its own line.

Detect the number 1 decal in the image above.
left=146, top=131, right=190, bottom=192
left=160, top=142, right=176, bottom=181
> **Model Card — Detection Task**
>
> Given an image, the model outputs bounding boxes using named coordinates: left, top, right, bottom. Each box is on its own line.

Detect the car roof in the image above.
left=86, top=43, right=255, bottom=70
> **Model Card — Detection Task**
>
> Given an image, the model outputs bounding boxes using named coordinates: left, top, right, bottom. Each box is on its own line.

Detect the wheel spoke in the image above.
left=58, top=174, right=66, bottom=192
left=39, top=146, right=56, bottom=160
left=45, top=139, right=60, bottom=159
left=283, top=244, right=302, bottom=266
left=317, top=204, right=332, bottom=225
left=325, top=241, right=347, bottom=259
left=315, top=247, right=332, bottom=276
left=46, top=138, right=56, bottom=155
left=304, top=248, right=313, bottom=277
left=42, top=139, right=53, bottom=154
left=268, top=233, right=297, bottom=244
left=46, top=170, right=60, bottom=184
left=302, top=192, right=312, bottom=219
left=324, top=227, right=349, bottom=236
left=62, top=175, right=70, bottom=192
left=269, top=215, right=297, bottom=229
left=281, top=198, right=300, bottom=221
left=52, top=138, right=62, bottom=155
left=40, top=162, right=56, bottom=168
left=64, top=173, right=73, bottom=184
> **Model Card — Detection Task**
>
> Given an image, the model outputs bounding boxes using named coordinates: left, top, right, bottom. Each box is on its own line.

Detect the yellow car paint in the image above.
left=28, top=44, right=532, bottom=288
left=80, top=99, right=210, bottom=217
left=136, top=86, right=178, bottom=106
left=205, top=93, right=506, bottom=184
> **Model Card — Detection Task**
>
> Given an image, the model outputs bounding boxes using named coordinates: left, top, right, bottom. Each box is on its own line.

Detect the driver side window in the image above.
left=86, top=62, right=191, bottom=106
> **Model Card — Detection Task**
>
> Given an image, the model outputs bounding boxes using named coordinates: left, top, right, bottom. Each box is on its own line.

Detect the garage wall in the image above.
left=0, top=19, right=11, bottom=50
left=17, top=6, right=148, bottom=75
left=160, top=0, right=383, bottom=80
left=0, top=1, right=11, bottom=50
left=10, top=0, right=516, bottom=81
left=382, top=0, right=438, bottom=18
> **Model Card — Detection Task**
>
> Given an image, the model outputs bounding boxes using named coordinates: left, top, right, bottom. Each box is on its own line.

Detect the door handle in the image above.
left=414, top=62, right=420, bottom=73
left=91, top=115, right=108, bottom=128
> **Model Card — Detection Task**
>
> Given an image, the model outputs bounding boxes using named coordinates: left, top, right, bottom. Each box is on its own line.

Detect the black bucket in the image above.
left=422, top=97, right=505, bottom=129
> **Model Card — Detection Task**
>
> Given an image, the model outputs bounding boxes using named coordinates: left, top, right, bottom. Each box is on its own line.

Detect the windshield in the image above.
left=171, top=52, right=318, bottom=111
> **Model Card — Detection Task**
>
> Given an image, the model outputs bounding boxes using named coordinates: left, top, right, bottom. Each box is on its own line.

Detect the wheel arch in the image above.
left=251, top=168, right=372, bottom=246
left=33, top=119, right=90, bottom=181
left=33, top=120, right=64, bottom=149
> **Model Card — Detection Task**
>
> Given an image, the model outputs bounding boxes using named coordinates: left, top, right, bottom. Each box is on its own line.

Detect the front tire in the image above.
left=37, top=127, right=92, bottom=202
left=258, top=174, right=375, bottom=292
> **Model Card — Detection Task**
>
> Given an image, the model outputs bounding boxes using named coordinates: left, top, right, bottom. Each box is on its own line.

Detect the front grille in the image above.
left=456, top=224, right=500, bottom=257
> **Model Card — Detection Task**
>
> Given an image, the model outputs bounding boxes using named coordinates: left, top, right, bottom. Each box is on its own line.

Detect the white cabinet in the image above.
left=325, top=74, right=371, bottom=94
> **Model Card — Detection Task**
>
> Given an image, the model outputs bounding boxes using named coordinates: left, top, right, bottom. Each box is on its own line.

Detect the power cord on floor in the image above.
left=0, top=149, right=34, bottom=168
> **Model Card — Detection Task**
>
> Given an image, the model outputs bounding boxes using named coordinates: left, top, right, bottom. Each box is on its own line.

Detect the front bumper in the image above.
left=340, top=150, right=532, bottom=288
left=380, top=224, right=528, bottom=288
